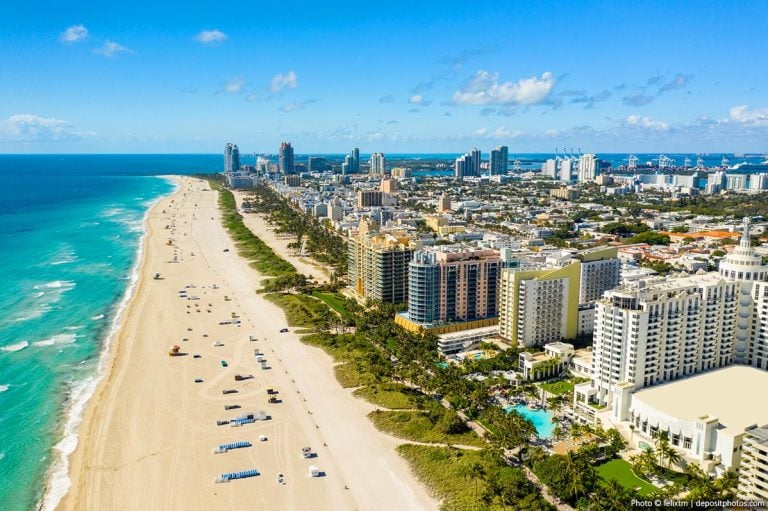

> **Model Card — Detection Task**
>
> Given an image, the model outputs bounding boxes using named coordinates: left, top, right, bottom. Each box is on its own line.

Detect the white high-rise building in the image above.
left=543, top=159, right=558, bottom=180
left=726, top=174, right=748, bottom=191
left=738, top=425, right=768, bottom=500
left=750, top=173, right=768, bottom=191
left=560, top=158, right=574, bottom=183
left=578, top=153, right=599, bottom=182
left=583, top=218, right=768, bottom=407
left=579, top=257, right=621, bottom=304
left=369, top=153, right=386, bottom=175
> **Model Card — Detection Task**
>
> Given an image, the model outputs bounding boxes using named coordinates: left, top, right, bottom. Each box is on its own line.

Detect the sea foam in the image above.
left=32, top=334, right=77, bottom=348
left=15, top=281, right=77, bottom=322
left=1, top=341, right=30, bottom=353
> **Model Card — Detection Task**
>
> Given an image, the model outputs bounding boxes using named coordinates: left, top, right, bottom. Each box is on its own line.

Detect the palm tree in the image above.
left=662, top=445, right=681, bottom=470
left=459, top=460, right=486, bottom=508
left=715, top=470, right=739, bottom=498
left=652, top=431, right=670, bottom=468
left=563, top=455, right=591, bottom=502
left=596, top=479, right=630, bottom=511
left=552, top=423, right=565, bottom=442
left=637, top=448, right=658, bottom=477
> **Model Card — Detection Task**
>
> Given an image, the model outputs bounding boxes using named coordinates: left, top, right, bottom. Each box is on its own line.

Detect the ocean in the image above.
left=0, top=155, right=220, bottom=511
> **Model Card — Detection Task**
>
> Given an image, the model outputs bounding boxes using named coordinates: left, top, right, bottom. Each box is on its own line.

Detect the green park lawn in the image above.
left=539, top=380, right=574, bottom=396
left=596, top=459, right=656, bottom=496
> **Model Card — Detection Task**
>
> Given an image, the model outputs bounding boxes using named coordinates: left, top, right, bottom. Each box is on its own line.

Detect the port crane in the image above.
left=624, top=155, right=639, bottom=171
left=653, top=154, right=674, bottom=171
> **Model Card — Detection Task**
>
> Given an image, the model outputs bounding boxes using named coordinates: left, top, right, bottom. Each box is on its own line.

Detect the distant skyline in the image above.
left=1, top=0, right=767, bottom=153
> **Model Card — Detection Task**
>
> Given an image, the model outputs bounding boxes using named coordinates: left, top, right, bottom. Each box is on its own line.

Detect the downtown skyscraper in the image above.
left=224, top=143, right=241, bottom=172
left=279, top=142, right=295, bottom=174
left=490, top=146, right=508, bottom=175
left=454, top=147, right=481, bottom=178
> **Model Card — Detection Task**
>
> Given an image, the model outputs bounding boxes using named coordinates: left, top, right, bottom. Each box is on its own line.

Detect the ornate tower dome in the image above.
left=719, top=218, right=768, bottom=282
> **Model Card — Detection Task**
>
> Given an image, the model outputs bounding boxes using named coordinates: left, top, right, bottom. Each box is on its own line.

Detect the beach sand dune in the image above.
left=60, top=177, right=436, bottom=511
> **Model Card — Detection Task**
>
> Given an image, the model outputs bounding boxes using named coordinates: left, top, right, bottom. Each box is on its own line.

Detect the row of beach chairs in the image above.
left=215, top=468, right=259, bottom=483
left=213, top=441, right=252, bottom=454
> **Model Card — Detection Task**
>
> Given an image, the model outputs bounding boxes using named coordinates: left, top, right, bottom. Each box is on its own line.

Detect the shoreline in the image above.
left=58, top=176, right=436, bottom=510
left=39, top=176, right=180, bottom=511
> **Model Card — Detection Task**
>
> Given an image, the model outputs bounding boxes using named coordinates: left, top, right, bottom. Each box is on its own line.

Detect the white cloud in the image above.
left=729, top=105, right=768, bottom=126
left=222, top=77, right=246, bottom=94
left=473, top=126, right=524, bottom=139
left=270, top=71, right=298, bottom=93
left=366, top=130, right=386, bottom=141
left=453, top=71, right=555, bottom=105
left=279, top=99, right=316, bottom=112
left=0, top=114, right=81, bottom=142
left=409, top=94, right=424, bottom=105
left=624, top=115, right=670, bottom=132
left=280, top=102, right=303, bottom=112
left=194, top=29, right=228, bottom=44
left=94, top=40, right=130, bottom=57
left=60, top=24, right=89, bottom=43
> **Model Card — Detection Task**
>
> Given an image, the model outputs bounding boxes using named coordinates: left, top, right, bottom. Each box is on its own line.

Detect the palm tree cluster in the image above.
left=245, top=186, right=348, bottom=280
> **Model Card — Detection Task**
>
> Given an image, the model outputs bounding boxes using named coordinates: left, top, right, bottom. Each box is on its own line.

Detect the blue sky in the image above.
left=1, top=0, right=767, bottom=153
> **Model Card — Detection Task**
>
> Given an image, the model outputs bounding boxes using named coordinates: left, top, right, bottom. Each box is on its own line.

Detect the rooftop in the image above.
left=745, top=425, right=768, bottom=445
left=632, top=366, right=768, bottom=433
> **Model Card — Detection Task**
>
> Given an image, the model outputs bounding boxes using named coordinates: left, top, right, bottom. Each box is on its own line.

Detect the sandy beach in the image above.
left=233, top=190, right=332, bottom=284
left=59, top=176, right=435, bottom=511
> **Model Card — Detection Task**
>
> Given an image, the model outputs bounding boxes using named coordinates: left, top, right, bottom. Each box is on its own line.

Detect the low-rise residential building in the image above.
left=518, top=342, right=575, bottom=381
left=436, top=326, right=499, bottom=356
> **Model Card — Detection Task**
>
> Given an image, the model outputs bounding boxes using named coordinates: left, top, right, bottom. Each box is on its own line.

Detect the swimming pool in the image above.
left=505, top=404, right=555, bottom=439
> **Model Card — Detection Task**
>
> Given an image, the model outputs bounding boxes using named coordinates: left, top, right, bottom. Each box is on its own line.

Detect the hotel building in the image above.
left=575, top=219, right=768, bottom=474
left=397, top=246, right=500, bottom=332
left=497, top=246, right=620, bottom=347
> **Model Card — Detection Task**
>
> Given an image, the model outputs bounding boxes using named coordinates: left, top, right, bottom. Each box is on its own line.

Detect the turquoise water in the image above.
left=505, top=404, right=555, bottom=439
left=0, top=155, right=218, bottom=511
